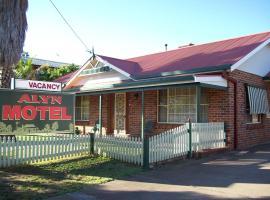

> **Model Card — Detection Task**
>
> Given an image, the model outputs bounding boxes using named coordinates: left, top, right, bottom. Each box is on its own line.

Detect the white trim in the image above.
left=231, top=38, right=270, bottom=72
left=80, top=80, right=194, bottom=92
left=194, top=75, right=228, bottom=87
left=96, top=56, right=134, bottom=80
left=65, top=58, right=93, bottom=87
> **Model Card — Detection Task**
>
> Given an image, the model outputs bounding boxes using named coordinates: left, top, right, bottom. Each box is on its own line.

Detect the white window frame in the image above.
left=75, top=96, right=90, bottom=121
left=157, top=87, right=209, bottom=124
left=157, top=87, right=197, bottom=124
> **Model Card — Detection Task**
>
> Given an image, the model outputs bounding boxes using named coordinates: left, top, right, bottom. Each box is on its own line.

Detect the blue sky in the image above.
left=24, top=0, right=270, bottom=65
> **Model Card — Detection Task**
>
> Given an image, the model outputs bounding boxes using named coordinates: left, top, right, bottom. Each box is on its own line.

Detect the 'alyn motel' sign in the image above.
left=0, top=79, right=74, bottom=134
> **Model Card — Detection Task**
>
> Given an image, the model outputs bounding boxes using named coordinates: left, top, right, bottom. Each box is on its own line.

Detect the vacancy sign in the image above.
left=13, top=79, right=62, bottom=92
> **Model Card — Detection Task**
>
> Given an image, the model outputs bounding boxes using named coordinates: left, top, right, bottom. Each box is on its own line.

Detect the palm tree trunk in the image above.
left=0, top=0, right=28, bottom=88
left=0, top=66, right=14, bottom=88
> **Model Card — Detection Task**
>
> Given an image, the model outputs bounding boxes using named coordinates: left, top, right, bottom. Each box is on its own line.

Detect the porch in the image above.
left=75, top=83, right=229, bottom=140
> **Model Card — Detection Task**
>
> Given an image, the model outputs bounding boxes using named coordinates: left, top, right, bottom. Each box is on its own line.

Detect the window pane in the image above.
left=252, top=114, right=259, bottom=123
left=168, top=105, right=175, bottom=113
left=76, top=96, right=90, bottom=121
left=158, top=106, right=167, bottom=122
left=200, top=105, right=208, bottom=122
left=189, top=105, right=196, bottom=113
left=167, top=87, right=197, bottom=123
left=189, top=87, right=196, bottom=95
left=158, top=90, right=167, bottom=105
left=76, top=96, right=81, bottom=107
left=168, top=114, right=175, bottom=122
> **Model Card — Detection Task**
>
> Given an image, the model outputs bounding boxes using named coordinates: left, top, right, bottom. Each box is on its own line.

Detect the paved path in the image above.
left=48, top=144, right=270, bottom=200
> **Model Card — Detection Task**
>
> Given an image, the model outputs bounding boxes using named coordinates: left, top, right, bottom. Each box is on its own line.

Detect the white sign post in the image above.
left=12, top=78, right=62, bottom=92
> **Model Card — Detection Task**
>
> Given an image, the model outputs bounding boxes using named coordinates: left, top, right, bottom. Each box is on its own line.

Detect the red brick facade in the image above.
left=75, top=70, right=270, bottom=150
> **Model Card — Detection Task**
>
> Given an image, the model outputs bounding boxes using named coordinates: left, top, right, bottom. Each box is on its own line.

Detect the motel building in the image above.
left=56, top=32, right=270, bottom=150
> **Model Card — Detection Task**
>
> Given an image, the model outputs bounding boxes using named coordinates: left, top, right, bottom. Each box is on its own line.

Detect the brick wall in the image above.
left=229, top=70, right=270, bottom=149
left=207, top=83, right=235, bottom=149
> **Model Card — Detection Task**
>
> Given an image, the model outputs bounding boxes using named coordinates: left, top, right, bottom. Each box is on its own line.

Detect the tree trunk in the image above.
left=0, top=0, right=28, bottom=88
left=0, top=66, right=14, bottom=88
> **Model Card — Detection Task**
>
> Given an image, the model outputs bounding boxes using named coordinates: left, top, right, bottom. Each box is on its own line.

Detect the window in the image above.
left=246, top=85, right=269, bottom=124
left=75, top=96, right=90, bottom=121
left=200, top=91, right=209, bottom=122
left=158, top=87, right=208, bottom=123
left=247, top=114, right=262, bottom=124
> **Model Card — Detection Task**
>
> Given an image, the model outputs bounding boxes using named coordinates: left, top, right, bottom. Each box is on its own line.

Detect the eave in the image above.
left=132, top=64, right=232, bottom=80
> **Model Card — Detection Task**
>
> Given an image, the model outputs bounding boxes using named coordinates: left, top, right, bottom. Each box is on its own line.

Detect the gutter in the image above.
left=222, top=72, right=238, bottom=149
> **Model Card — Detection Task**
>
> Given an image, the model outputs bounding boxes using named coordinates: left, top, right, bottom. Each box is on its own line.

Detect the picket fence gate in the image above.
left=0, top=135, right=91, bottom=168
left=95, top=135, right=143, bottom=166
left=149, top=125, right=189, bottom=163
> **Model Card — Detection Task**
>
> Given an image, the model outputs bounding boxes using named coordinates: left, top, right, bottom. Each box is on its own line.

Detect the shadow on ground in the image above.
left=74, top=144, right=270, bottom=200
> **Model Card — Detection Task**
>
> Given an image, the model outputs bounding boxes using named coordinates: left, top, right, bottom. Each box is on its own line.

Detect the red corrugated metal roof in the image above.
left=127, top=31, right=270, bottom=76
left=54, top=70, right=78, bottom=83
left=97, top=55, right=141, bottom=74
left=64, top=32, right=270, bottom=85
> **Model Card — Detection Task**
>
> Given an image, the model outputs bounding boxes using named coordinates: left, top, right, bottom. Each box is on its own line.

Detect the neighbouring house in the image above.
left=31, top=58, right=70, bottom=68
left=55, top=31, right=270, bottom=150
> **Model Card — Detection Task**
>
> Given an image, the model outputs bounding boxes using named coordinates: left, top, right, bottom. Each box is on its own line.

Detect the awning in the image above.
left=247, top=86, right=269, bottom=114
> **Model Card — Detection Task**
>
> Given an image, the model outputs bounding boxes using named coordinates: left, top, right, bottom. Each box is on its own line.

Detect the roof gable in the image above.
left=230, top=37, right=270, bottom=77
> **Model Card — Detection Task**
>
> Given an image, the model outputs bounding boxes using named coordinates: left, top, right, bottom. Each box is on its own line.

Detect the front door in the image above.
left=114, top=93, right=126, bottom=135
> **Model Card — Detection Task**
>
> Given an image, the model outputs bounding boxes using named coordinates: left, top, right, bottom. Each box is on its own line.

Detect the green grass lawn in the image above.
left=0, top=155, right=142, bottom=200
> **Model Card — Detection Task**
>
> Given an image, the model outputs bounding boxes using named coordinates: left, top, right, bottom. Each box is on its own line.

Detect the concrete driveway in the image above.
left=49, top=143, right=270, bottom=200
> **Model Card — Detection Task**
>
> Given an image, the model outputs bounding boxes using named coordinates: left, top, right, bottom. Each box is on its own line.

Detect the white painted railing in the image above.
left=0, top=135, right=91, bottom=168
left=149, top=125, right=189, bottom=163
left=192, top=122, right=226, bottom=151
left=95, top=135, right=143, bottom=166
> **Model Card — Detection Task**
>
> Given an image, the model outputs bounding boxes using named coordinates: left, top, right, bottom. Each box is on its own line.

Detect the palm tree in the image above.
left=0, top=0, right=28, bottom=88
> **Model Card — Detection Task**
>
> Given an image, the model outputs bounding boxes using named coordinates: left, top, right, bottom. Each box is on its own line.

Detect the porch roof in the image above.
left=74, top=74, right=227, bottom=96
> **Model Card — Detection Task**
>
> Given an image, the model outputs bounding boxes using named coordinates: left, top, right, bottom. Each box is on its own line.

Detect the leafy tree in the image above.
left=15, top=57, right=79, bottom=81
left=15, top=58, right=36, bottom=79
left=36, top=63, right=79, bottom=81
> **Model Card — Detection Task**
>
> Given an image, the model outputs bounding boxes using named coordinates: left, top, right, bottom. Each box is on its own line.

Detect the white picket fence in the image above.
left=0, top=135, right=91, bottom=168
left=0, top=122, right=226, bottom=168
left=95, top=135, right=143, bottom=166
left=149, top=122, right=226, bottom=164
left=149, top=125, right=189, bottom=163
left=192, top=122, right=226, bottom=151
